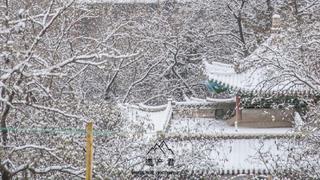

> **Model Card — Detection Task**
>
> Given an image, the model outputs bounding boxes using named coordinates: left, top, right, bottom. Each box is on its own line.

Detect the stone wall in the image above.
left=227, top=108, right=294, bottom=128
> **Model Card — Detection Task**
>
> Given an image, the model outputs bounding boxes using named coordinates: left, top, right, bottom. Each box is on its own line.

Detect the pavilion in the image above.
left=204, top=14, right=315, bottom=128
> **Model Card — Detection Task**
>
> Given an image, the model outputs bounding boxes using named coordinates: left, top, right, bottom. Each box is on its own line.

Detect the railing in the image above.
left=163, top=132, right=302, bottom=140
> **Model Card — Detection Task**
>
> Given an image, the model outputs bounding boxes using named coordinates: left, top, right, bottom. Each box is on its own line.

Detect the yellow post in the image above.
left=85, top=122, right=93, bottom=180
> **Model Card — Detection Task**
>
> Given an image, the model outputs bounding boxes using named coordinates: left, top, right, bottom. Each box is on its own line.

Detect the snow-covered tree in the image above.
left=248, top=1, right=320, bottom=178
left=0, top=0, right=141, bottom=178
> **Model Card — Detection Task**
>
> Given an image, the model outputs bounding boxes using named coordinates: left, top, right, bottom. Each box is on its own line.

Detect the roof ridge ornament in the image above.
left=271, top=13, right=281, bottom=33
left=234, top=62, right=240, bottom=74
left=271, top=13, right=282, bottom=47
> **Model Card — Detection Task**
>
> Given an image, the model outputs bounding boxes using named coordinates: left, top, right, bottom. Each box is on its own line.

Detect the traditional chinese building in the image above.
left=127, top=14, right=315, bottom=179
left=204, top=14, right=314, bottom=129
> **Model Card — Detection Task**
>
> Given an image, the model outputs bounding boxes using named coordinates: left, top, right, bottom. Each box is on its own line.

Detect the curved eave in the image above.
left=208, top=77, right=318, bottom=96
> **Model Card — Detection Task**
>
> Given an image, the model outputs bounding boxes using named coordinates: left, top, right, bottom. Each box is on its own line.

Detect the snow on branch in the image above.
left=12, top=101, right=83, bottom=119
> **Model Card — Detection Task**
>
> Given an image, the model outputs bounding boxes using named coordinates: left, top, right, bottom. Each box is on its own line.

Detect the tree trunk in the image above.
left=2, top=172, right=12, bottom=180
left=266, top=0, right=272, bottom=12
left=228, top=0, right=249, bottom=57
left=236, top=15, right=249, bottom=56
left=292, top=0, right=298, bottom=15
left=0, top=168, right=12, bottom=180
left=1, top=92, right=14, bottom=146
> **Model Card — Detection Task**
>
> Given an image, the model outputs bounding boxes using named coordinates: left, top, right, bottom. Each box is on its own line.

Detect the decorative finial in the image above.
left=271, top=14, right=281, bottom=33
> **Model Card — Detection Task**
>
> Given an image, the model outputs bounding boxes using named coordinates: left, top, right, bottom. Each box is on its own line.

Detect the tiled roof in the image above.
left=204, top=35, right=314, bottom=95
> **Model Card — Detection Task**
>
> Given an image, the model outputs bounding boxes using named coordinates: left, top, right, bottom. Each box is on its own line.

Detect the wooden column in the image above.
left=235, top=95, right=242, bottom=127
left=85, top=122, right=94, bottom=180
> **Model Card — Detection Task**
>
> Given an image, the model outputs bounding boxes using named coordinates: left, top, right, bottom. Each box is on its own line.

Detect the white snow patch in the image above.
left=294, top=112, right=304, bottom=130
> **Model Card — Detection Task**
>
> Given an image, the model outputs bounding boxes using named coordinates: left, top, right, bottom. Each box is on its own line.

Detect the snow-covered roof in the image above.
left=168, top=138, right=291, bottom=173
left=204, top=34, right=313, bottom=95
left=123, top=99, right=299, bottom=175
left=133, top=138, right=295, bottom=175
